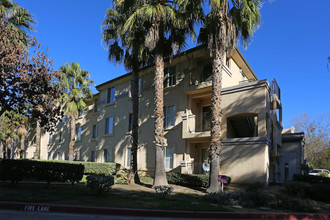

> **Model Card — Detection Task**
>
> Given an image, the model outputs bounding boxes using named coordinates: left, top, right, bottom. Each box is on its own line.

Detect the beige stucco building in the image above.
left=21, top=45, right=304, bottom=184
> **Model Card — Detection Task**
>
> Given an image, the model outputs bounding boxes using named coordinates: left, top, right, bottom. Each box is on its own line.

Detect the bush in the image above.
left=154, top=185, right=173, bottom=198
left=307, top=184, right=330, bottom=202
left=166, top=172, right=231, bottom=188
left=0, top=159, right=84, bottom=184
left=37, top=160, right=120, bottom=175
left=245, top=182, right=265, bottom=192
left=166, top=173, right=209, bottom=188
left=272, top=194, right=317, bottom=213
left=293, top=174, right=330, bottom=184
left=319, top=171, right=329, bottom=178
left=283, top=181, right=311, bottom=197
left=86, top=174, right=114, bottom=194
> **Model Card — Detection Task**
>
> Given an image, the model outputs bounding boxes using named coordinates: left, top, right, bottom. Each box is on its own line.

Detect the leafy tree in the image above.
left=292, top=113, right=330, bottom=170
left=0, top=18, right=61, bottom=152
left=59, top=62, right=94, bottom=161
left=124, top=0, right=203, bottom=187
left=0, top=0, right=36, bottom=46
left=198, top=0, right=261, bottom=192
left=102, top=0, right=153, bottom=184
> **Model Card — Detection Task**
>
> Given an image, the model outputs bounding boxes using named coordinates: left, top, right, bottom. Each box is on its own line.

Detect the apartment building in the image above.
left=23, top=45, right=304, bottom=183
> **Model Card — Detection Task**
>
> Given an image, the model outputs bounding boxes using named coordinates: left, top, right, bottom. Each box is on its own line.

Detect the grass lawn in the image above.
left=0, top=181, right=228, bottom=212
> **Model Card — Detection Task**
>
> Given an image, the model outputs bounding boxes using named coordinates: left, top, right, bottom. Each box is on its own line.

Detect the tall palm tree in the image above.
left=102, top=0, right=152, bottom=184
left=0, top=0, right=36, bottom=45
left=124, top=0, right=203, bottom=187
left=59, top=62, right=94, bottom=161
left=198, top=0, right=261, bottom=192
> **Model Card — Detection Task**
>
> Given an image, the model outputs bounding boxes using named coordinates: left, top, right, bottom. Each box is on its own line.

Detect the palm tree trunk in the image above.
left=68, top=115, right=76, bottom=161
left=207, top=45, right=224, bottom=193
left=153, top=49, right=168, bottom=187
left=35, top=121, right=41, bottom=159
left=131, top=64, right=141, bottom=184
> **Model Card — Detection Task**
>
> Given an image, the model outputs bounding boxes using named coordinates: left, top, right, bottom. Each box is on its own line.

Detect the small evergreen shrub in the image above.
left=283, top=181, right=311, bottom=197
left=293, top=174, right=330, bottom=185
left=154, top=185, right=173, bottom=197
left=167, top=173, right=209, bottom=188
left=319, top=171, right=329, bottom=178
left=0, top=159, right=84, bottom=184
left=86, top=174, right=114, bottom=194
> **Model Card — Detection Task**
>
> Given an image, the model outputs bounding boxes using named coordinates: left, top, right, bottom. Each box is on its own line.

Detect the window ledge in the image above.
left=103, top=134, right=114, bottom=137
left=105, top=102, right=115, bottom=107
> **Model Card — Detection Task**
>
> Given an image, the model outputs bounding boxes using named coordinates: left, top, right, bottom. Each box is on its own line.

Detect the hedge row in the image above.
left=167, top=172, right=209, bottom=188
left=0, top=159, right=84, bottom=184
left=37, top=160, right=120, bottom=175
left=293, top=174, right=330, bottom=185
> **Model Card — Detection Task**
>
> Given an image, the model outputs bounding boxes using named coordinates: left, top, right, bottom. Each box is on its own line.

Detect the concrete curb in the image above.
left=0, top=201, right=329, bottom=219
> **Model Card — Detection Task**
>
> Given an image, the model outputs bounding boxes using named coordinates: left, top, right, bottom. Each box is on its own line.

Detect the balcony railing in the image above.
left=187, top=113, right=211, bottom=133
left=271, top=79, right=281, bottom=100
left=188, top=66, right=212, bottom=86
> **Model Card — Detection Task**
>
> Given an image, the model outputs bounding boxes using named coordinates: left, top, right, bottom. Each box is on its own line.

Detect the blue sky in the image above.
left=16, top=0, right=330, bottom=129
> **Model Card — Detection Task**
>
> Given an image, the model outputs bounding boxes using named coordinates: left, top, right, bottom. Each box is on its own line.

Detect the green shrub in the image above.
left=245, top=182, right=265, bottom=192
left=306, top=184, right=330, bottom=202
left=166, top=173, right=210, bottom=188
left=154, top=185, right=173, bottom=198
left=283, top=181, right=311, bottom=197
left=293, top=174, right=330, bottom=184
left=319, top=171, right=329, bottom=178
left=0, top=159, right=84, bottom=184
left=272, top=194, right=317, bottom=213
left=37, top=160, right=120, bottom=175
left=86, top=174, right=114, bottom=194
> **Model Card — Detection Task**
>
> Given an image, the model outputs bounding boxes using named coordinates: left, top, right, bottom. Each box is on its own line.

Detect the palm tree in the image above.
left=0, top=0, right=36, bottom=45
left=59, top=62, right=94, bottom=161
left=102, top=0, right=152, bottom=184
left=198, top=0, right=261, bottom=192
left=124, top=0, right=203, bottom=187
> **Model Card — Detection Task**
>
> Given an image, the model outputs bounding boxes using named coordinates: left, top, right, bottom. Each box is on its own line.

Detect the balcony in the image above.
left=182, top=113, right=211, bottom=139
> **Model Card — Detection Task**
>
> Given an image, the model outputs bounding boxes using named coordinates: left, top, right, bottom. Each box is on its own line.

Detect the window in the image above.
left=103, top=149, right=111, bottom=162
left=164, top=66, right=176, bottom=87
left=49, top=133, right=53, bottom=144
left=164, top=147, right=174, bottom=169
left=94, top=100, right=98, bottom=112
left=48, top=152, right=52, bottom=160
left=128, top=113, right=133, bottom=132
left=107, top=87, right=115, bottom=104
left=203, top=64, right=212, bottom=82
left=76, top=127, right=81, bottom=141
left=59, top=131, right=62, bottom=143
left=90, top=151, right=95, bottom=162
left=57, top=152, right=62, bottom=160
left=25, top=152, right=28, bottom=159
left=105, top=117, right=114, bottom=135
left=92, top=124, right=98, bottom=138
left=126, top=148, right=131, bottom=167
left=164, top=105, right=176, bottom=128
left=74, top=151, right=80, bottom=161
left=138, top=77, right=142, bottom=96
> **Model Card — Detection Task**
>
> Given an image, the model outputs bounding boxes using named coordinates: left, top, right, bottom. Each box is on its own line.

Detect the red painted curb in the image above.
left=0, top=201, right=329, bottom=219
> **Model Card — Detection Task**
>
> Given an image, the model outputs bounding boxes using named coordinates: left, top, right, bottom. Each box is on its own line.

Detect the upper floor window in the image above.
left=107, top=87, right=115, bottom=104
left=128, top=113, right=133, bottom=132
left=164, top=105, right=176, bottom=128
left=164, top=147, right=174, bottom=169
left=164, top=66, right=176, bottom=88
left=76, top=127, right=81, bottom=141
left=203, top=64, right=212, bottom=82
left=92, top=124, right=98, bottom=138
left=94, top=100, right=98, bottom=112
left=105, top=117, right=114, bottom=135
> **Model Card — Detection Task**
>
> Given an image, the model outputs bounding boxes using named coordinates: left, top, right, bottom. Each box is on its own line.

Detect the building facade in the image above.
left=22, top=45, right=303, bottom=183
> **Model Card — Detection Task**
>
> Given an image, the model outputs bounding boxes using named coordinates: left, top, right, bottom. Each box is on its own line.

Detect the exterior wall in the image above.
left=21, top=45, right=288, bottom=184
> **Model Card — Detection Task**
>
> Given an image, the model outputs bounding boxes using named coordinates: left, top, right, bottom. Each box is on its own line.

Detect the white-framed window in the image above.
left=164, top=147, right=174, bottom=169
left=164, top=66, right=176, bottom=88
left=49, top=133, right=53, bottom=144
left=128, top=113, right=133, bottom=132
left=74, top=151, right=80, bottom=161
left=126, top=148, right=131, bottom=167
left=76, top=127, right=81, bottom=141
left=164, top=105, right=176, bottom=128
left=92, top=124, right=98, bottom=138
left=107, top=87, right=115, bottom=104
left=105, top=117, right=114, bottom=135
left=94, top=100, right=98, bottom=112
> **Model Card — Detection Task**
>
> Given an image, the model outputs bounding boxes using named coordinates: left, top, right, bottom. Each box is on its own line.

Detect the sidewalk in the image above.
left=0, top=201, right=329, bottom=220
